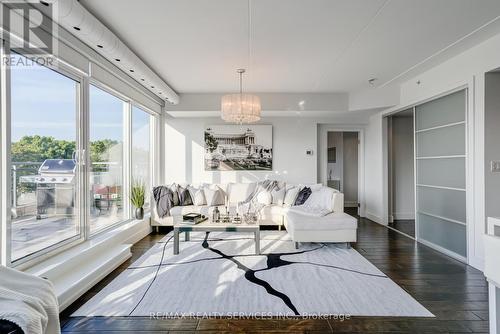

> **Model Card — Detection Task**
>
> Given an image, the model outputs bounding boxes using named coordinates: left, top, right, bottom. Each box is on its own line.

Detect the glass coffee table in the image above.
left=173, top=220, right=260, bottom=255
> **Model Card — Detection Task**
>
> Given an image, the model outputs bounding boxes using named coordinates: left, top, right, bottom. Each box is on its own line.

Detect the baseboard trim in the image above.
left=393, top=212, right=415, bottom=220
left=418, top=238, right=467, bottom=263
left=366, top=212, right=384, bottom=225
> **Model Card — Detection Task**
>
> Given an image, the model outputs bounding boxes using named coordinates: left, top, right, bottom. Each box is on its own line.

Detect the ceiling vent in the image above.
left=45, top=0, right=179, bottom=104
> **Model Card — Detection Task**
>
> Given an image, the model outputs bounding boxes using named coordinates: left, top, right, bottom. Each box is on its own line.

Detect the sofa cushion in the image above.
left=260, top=204, right=287, bottom=216
left=187, top=186, right=206, bottom=206
left=286, top=211, right=357, bottom=231
left=271, top=187, right=285, bottom=206
left=204, top=186, right=225, bottom=206
left=283, top=186, right=300, bottom=207
left=169, top=205, right=232, bottom=217
left=227, top=183, right=256, bottom=204
left=169, top=205, right=199, bottom=216
left=256, top=190, right=272, bottom=205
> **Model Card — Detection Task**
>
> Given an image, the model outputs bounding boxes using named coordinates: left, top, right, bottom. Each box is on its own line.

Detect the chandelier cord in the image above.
left=240, top=71, right=243, bottom=96
left=247, top=0, right=252, bottom=74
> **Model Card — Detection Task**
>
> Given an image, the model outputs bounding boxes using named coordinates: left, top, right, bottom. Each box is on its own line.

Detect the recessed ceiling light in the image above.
left=151, top=86, right=154, bottom=88
left=40, top=1, right=50, bottom=6
left=97, top=45, right=103, bottom=48
left=368, top=78, right=377, bottom=85
left=73, top=26, right=81, bottom=31
left=141, top=78, right=145, bottom=81
left=129, top=69, right=134, bottom=72
left=115, top=58, right=120, bottom=62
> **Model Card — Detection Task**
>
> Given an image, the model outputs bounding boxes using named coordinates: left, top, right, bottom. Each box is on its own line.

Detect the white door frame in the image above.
left=319, top=126, right=365, bottom=217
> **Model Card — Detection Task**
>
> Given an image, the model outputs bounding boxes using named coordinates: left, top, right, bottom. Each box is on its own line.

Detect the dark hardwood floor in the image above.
left=60, top=210, right=489, bottom=333
left=389, top=219, right=416, bottom=238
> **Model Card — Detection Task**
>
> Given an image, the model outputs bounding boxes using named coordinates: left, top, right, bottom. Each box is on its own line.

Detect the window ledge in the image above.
left=25, top=216, right=151, bottom=311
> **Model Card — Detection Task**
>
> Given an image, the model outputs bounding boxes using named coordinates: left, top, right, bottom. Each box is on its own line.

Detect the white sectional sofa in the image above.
left=151, top=182, right=357, bottom=247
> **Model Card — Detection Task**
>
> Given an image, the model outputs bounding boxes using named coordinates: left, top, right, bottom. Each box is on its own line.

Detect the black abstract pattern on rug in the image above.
left=127, top=233, right=388, bottom=316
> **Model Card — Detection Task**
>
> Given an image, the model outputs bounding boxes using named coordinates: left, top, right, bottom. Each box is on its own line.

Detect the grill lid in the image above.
left=38, top=159, right=76, bottom=174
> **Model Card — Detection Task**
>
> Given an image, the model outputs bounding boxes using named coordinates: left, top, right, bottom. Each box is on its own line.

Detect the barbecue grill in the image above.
left=21, top=159, right=76, bottom=219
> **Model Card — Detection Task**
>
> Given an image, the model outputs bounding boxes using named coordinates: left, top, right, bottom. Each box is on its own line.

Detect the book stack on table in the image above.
left=181, top=213, right=208, bottom=225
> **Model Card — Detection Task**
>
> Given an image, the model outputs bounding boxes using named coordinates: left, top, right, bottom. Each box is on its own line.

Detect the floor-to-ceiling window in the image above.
left=9, top=53, right=82, bottom=262
left=89, top=85, right=127, bottom=234
left=1, top=49, right=159, bottom=266
left=131, top=106, right=152, bottom=210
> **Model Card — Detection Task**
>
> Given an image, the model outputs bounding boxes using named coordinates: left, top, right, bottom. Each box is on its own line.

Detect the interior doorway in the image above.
left=387, top=109, right=416, bottom=238
left=326, top=131, right=359, bottom=214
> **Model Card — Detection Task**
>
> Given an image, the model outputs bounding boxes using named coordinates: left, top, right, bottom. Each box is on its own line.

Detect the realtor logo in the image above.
left=1, top=0, right=57, bottom=66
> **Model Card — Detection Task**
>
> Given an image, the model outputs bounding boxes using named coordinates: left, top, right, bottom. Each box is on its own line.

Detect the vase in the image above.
left=135, top=207, right=144, bottom=220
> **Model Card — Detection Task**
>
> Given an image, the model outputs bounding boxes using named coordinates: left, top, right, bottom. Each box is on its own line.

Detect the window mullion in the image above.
left=81, top=76, right=90, bottom=240
left=0, top=39, right=12, bottom=266
left=123, top=101, right=132, bottom=220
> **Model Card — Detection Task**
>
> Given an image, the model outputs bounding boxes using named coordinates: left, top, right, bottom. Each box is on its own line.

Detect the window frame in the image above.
left=87, top=80, right=131, bottom=236
left=2, top=49, right=87, bottom=268
left=131, top=103, right=155, bottom=213
left=0, top=48, right=160, bottom=268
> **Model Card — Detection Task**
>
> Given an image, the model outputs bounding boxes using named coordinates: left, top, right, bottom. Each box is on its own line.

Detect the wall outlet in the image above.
left=491, top=160, right=500, bottom=172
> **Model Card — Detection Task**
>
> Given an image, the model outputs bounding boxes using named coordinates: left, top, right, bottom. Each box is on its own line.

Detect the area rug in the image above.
left=73, top=231, right=433, bottom=317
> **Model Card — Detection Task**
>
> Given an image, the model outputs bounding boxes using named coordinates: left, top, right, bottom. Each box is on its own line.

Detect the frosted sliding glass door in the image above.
left=415, top=89, right=467, bottom=259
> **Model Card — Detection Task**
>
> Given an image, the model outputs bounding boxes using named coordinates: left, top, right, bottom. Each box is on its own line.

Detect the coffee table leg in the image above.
left=255, top=230, right=260, bottom=255
left=174, top=228, right=179, bottom=255
left=185, top=231, right=190, bottom=241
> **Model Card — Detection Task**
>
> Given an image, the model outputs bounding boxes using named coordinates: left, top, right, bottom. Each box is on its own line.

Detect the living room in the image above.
left=1, top=1, right=500, bottom=333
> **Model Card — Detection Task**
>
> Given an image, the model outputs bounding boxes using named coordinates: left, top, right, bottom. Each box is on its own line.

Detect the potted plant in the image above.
left=130, top=181, right=145, bottom=220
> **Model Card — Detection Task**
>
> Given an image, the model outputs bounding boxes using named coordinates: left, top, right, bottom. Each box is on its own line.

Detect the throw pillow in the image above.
left=169, top=183, right=179, bottom=207
left=178, top=186, right=193, bottom=206
left=294, top=187, right=312, bottom=206
left=187, top=186, right=206, bottom=206
left=204, top=186, right=225, bottom=206
left=271, top=187, right=286, bottom=206
left=256, top=190, right=272, bottom=205
left=303, top=186, right=334, bottom=212
left=283, top=186, right=299, bottom=207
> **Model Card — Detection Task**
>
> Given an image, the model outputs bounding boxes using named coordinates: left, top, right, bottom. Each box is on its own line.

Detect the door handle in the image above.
left=81, top=149, right=86, bottom=166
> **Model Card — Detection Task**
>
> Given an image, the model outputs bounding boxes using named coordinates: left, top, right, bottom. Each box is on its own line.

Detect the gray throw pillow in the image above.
left=178, top=186, right=193, bottom=206
left=169, top=183, right=179, bottom=207
left=294, top=187, right=312, bottom=206
left=204, top=187, right=225, bottom=206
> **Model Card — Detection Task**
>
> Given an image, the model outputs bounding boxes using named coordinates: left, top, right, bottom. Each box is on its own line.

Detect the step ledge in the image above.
left=57, top=244, right=131, bottom=311
left=26, top=218, right=149, bottom=278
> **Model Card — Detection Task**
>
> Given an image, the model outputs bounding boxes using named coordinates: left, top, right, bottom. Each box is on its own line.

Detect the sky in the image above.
left=11, top=54, right=150, bottom=150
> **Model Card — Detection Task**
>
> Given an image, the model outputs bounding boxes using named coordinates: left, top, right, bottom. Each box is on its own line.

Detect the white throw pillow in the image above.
left=283, top=186, right=300, bottom=207
left=188, top=186, right=206, bottom=206
left=271, top=187, right=286, bottom=206
left=204, top=186, right=225, bottom=206
left=303, top=186, right=334, bottom=213
left=256, top=190, right=272, bottom=205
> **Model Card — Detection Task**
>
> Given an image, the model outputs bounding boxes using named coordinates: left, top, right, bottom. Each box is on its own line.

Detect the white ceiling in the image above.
left=80, top=0, right=500, bottom=94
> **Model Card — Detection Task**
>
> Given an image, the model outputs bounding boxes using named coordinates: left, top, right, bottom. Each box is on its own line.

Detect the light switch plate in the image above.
left=491, top=160, right=500, bottom=172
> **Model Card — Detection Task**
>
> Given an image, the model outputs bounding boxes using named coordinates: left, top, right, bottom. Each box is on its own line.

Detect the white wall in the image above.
left=343, top=132, right=358, bottom=205
left=363, top=30, right=500, bottom=270
left=391, top=116, right=415, bottom=220
left=165, top=117, right=319, bottom=185
left=364, top=112, right=385, bottom=224
left=485, top=73, right=500, bottom=220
